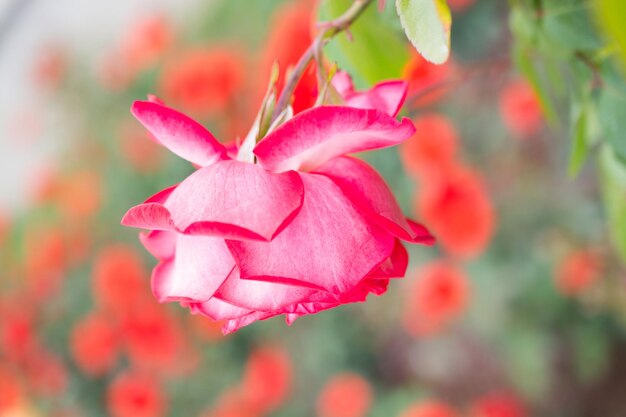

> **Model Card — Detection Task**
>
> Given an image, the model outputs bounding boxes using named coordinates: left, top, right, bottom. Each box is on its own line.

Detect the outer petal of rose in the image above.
left=346, top=81, right=408, bottom=117
left=164, top=160, right=304, bottom=241
left=121, top=203, right=175, bottom=230
left=368, top=239, right=408, bottom=279
left=151, top=235, right=235, bottom=303
left=139, top=230, right=177, bottom=260
left=315, top=156, right=420, bottom=242
left=253, top=106, right=415, bottom=172
left=121, top=185, right=177, bottom=230
left=227, top=173, right=395, bottom=293
left=214, top=267, right=319, bottom=312
left=131, top=100, right=227, bottom=166
left=408, top=220, right=436, bottom=246
left=222, top=311, right=277, bottom=335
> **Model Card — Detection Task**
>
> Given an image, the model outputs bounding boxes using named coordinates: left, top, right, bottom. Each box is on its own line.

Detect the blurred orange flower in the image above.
left=400, top=113, right=459, bottom=177
left=554, top=249, right=603, bottom=296
left=316, top=373, right=373, bottom=417
left=499, top=79, right=543, bottom=138
left=0, top=367, right=23, bottom=412
left=241, top=346, right=292, bottom=414
left=159, top=48, right=245, bottom=115
left=107, top=372, right=166, bottom=417
left=403, top=261, right=469, bottom=336
left=416, top=164, right=494, bottom=258
left=399, top=400, right=460, bottom=417
left=122, top=15, right=173, bottom=77
left=32, top=45, right=67, bottom=91
left=70, top=312, right=120, bottom=377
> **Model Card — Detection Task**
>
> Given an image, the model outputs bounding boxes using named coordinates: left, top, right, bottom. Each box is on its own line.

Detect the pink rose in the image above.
left=122, top=79, right=433, bottom=333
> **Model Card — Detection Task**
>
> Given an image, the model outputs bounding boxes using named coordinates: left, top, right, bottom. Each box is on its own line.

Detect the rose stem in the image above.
left=271, top=0, right=375, bottom=123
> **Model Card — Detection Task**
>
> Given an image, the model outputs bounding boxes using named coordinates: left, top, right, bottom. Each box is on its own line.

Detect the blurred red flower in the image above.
left=107, top=372, right=166, bottom=417
left=159, top=48, right=245, bottom=115
left=70, top=312, right=120, bottom=377
left=316, top=373, right=373, bottom=417
left=399, top=400, right=460, bottom=417
left=470, top=392, right=526, bottom=417
left=554, top=249, right=603, bottom=296
left=92, top=245, right=151, bottom=317
left=241, top=346, right=292, bottom=414
left=122, top=303, right=186, bottom=375
left=0, top=310, right=37, bottom=364
left=416, top=164, right=494, bottom=258
left=499, top=79, right=543, bottom=138
left=400, top=113, right=459, bottom=177
left=403, top=261, right=469, bottom=336
left=403, top=50, right=453, bottom=107
left=261, top=0, right=317, bottom=114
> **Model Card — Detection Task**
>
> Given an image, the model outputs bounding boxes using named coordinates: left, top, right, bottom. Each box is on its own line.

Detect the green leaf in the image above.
left=599, top=146, right=626, bottom=263
left=318, top=0, right=410, bottom=88
left=598, top=82, right=626, bottom=159
left=595, top=0, right=626, bottom=70
left=568, top=106, right=588, bottom=177
left=541, top=0, right=603, bottom=52
left=395, top=0, right=451, bottom=64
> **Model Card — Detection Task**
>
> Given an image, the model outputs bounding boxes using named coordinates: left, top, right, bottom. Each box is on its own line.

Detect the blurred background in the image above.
left=1, top=0, right=626, bottom=416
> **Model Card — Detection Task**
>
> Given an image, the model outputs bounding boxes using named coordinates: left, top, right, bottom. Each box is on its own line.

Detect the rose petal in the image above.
left=165, top=160, right=304, bottom=241
left=131, top=100, right=227, bottom=166
left=214, top=267, right=319, bottom=312
left=315, top=156, right=420, bottom=242
left=191, top=297, right=254, bottom=321
left=368, top=239, right=408, bottom=279
left=121, top=185, right=177, bottom=230
left=121, top=202, right=174, bottom=230
left=407, top=220, right=436, bottom=246
left=254, top=106, right=415, bottom=172
left=227, top=173, right=395, bottom=294
left=151, top=235, right=235, bottom=302
left=139, top=230, right=177, bottom=260
left=346, top=81, right=407, bottom=117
